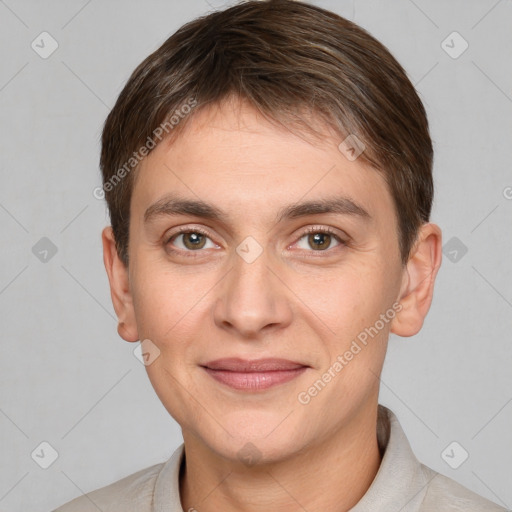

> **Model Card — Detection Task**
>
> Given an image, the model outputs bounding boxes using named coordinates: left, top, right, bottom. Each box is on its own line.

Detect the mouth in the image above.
left=200, top=358, right=309, bottom=391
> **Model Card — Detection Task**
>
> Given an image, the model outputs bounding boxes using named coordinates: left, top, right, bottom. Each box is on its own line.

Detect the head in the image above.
left=101, top=0, right=442, bottom=463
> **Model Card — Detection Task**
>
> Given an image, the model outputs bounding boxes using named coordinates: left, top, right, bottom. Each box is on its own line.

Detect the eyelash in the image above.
left=164, top=225, right=347, bottom=259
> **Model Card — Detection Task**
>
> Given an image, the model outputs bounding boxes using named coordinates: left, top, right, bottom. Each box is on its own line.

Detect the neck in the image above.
left=179, top=402, right=382, bottom=512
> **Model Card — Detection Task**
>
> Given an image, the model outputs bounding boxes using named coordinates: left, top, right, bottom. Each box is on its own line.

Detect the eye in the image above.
left=164, top=225, right=347, bottom=258
left=166, top=227, right=218, bottom=252
left=294, top=227, right=345, bottom=252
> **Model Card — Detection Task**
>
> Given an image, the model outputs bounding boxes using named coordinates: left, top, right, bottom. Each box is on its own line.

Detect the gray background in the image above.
left=0, top=0, right=511, bottom=510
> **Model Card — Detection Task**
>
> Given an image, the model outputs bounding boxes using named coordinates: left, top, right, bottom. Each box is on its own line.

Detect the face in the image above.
left=116, top=98, right=410, bottom=463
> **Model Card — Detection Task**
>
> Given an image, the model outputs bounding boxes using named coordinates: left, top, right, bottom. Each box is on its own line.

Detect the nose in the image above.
left=212, top=244, right=293, bottom=339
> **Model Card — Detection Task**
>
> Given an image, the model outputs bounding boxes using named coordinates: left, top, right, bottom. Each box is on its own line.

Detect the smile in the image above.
left=201, top=358, right=309, bottom=391
left=203, top=367, right=308, bottom=391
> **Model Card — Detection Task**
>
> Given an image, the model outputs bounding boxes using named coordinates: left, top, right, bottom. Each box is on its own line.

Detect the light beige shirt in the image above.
left=54, top=405, right=508, bottom=511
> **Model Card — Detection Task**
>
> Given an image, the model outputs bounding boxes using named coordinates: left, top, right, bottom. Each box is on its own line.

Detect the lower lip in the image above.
left=203, top=367, right=307, bottom=391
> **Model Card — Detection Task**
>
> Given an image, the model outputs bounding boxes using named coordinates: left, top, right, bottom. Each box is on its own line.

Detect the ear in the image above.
left=102, top=226, right=139, bottom=342
left=390, top=223, right=442, bottom=337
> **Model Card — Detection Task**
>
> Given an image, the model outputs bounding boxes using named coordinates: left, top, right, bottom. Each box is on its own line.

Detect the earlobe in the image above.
left=390, top=223, right=442, bottom=337
left=102, top=227, right=139, bottom=342
left=118, top=321, right=137, bottom=342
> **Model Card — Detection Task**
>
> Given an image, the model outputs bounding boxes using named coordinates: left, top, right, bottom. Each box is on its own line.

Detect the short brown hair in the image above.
left=100, top=0, right=433, bottom=266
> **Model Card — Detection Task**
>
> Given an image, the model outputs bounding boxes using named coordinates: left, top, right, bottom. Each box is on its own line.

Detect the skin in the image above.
left=102, top=97, right=442, bottom=512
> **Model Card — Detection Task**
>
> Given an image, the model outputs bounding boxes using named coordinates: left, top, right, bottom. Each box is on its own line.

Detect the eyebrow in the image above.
left=144, top=194, right=371, bottom=225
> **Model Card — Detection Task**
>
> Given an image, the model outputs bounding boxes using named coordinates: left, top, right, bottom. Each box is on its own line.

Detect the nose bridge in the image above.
left=213, top=239, right=291, bottom=336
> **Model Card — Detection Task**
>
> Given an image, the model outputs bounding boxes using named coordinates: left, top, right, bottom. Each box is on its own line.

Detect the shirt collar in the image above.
left=152, top=404, right=429, bottom=512
left=350, top=404, right=431, bottom=511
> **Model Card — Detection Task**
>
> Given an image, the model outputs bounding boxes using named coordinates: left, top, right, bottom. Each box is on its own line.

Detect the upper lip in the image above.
left=202, top=358, right=308, bottom=372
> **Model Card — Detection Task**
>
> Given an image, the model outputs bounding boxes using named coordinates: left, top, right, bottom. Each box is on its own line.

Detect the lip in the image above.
left=203, top=358, right=307, bottom=372
left=201, top=358, right=309, bottom=391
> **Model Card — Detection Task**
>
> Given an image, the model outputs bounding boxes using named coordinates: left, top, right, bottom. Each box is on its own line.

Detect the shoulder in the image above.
left=53, top=462, right=165, bottom=512
left=419, top=464, right=508, bottom=512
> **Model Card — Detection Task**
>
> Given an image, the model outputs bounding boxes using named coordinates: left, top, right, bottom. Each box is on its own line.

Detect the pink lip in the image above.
left=201, top=358, right=309, bottom=391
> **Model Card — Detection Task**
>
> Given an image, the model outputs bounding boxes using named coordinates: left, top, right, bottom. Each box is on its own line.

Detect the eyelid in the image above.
left=288, top=225, right=348, bottom=252
left=298, top=225, right=346, bottom=239
left=165, top=225, right=213, bottom=243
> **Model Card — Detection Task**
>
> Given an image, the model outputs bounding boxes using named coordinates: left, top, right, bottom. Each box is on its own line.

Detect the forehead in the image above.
left=131, top=99, right=396, bottom=229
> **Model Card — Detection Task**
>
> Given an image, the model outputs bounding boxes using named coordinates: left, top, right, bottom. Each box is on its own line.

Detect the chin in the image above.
left=197, top=411, right=306, bottom=465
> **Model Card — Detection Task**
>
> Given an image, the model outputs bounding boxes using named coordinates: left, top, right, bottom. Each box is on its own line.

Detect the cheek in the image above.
left=131, top=267, right=200, bottom=342
left=130, top=263, right=221, bottom=392
left=295, top=262, right=397, bottom=396
left=293, top=261, right=391, bottom=338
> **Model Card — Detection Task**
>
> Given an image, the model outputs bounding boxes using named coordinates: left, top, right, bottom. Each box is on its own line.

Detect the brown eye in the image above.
left=181, top=232, right=207, bottom=250
left=295, top=229, right=342, bottom=252
left=168, top=230, right=216, bottom=252
left=307, top=232, right=332, bottom=251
